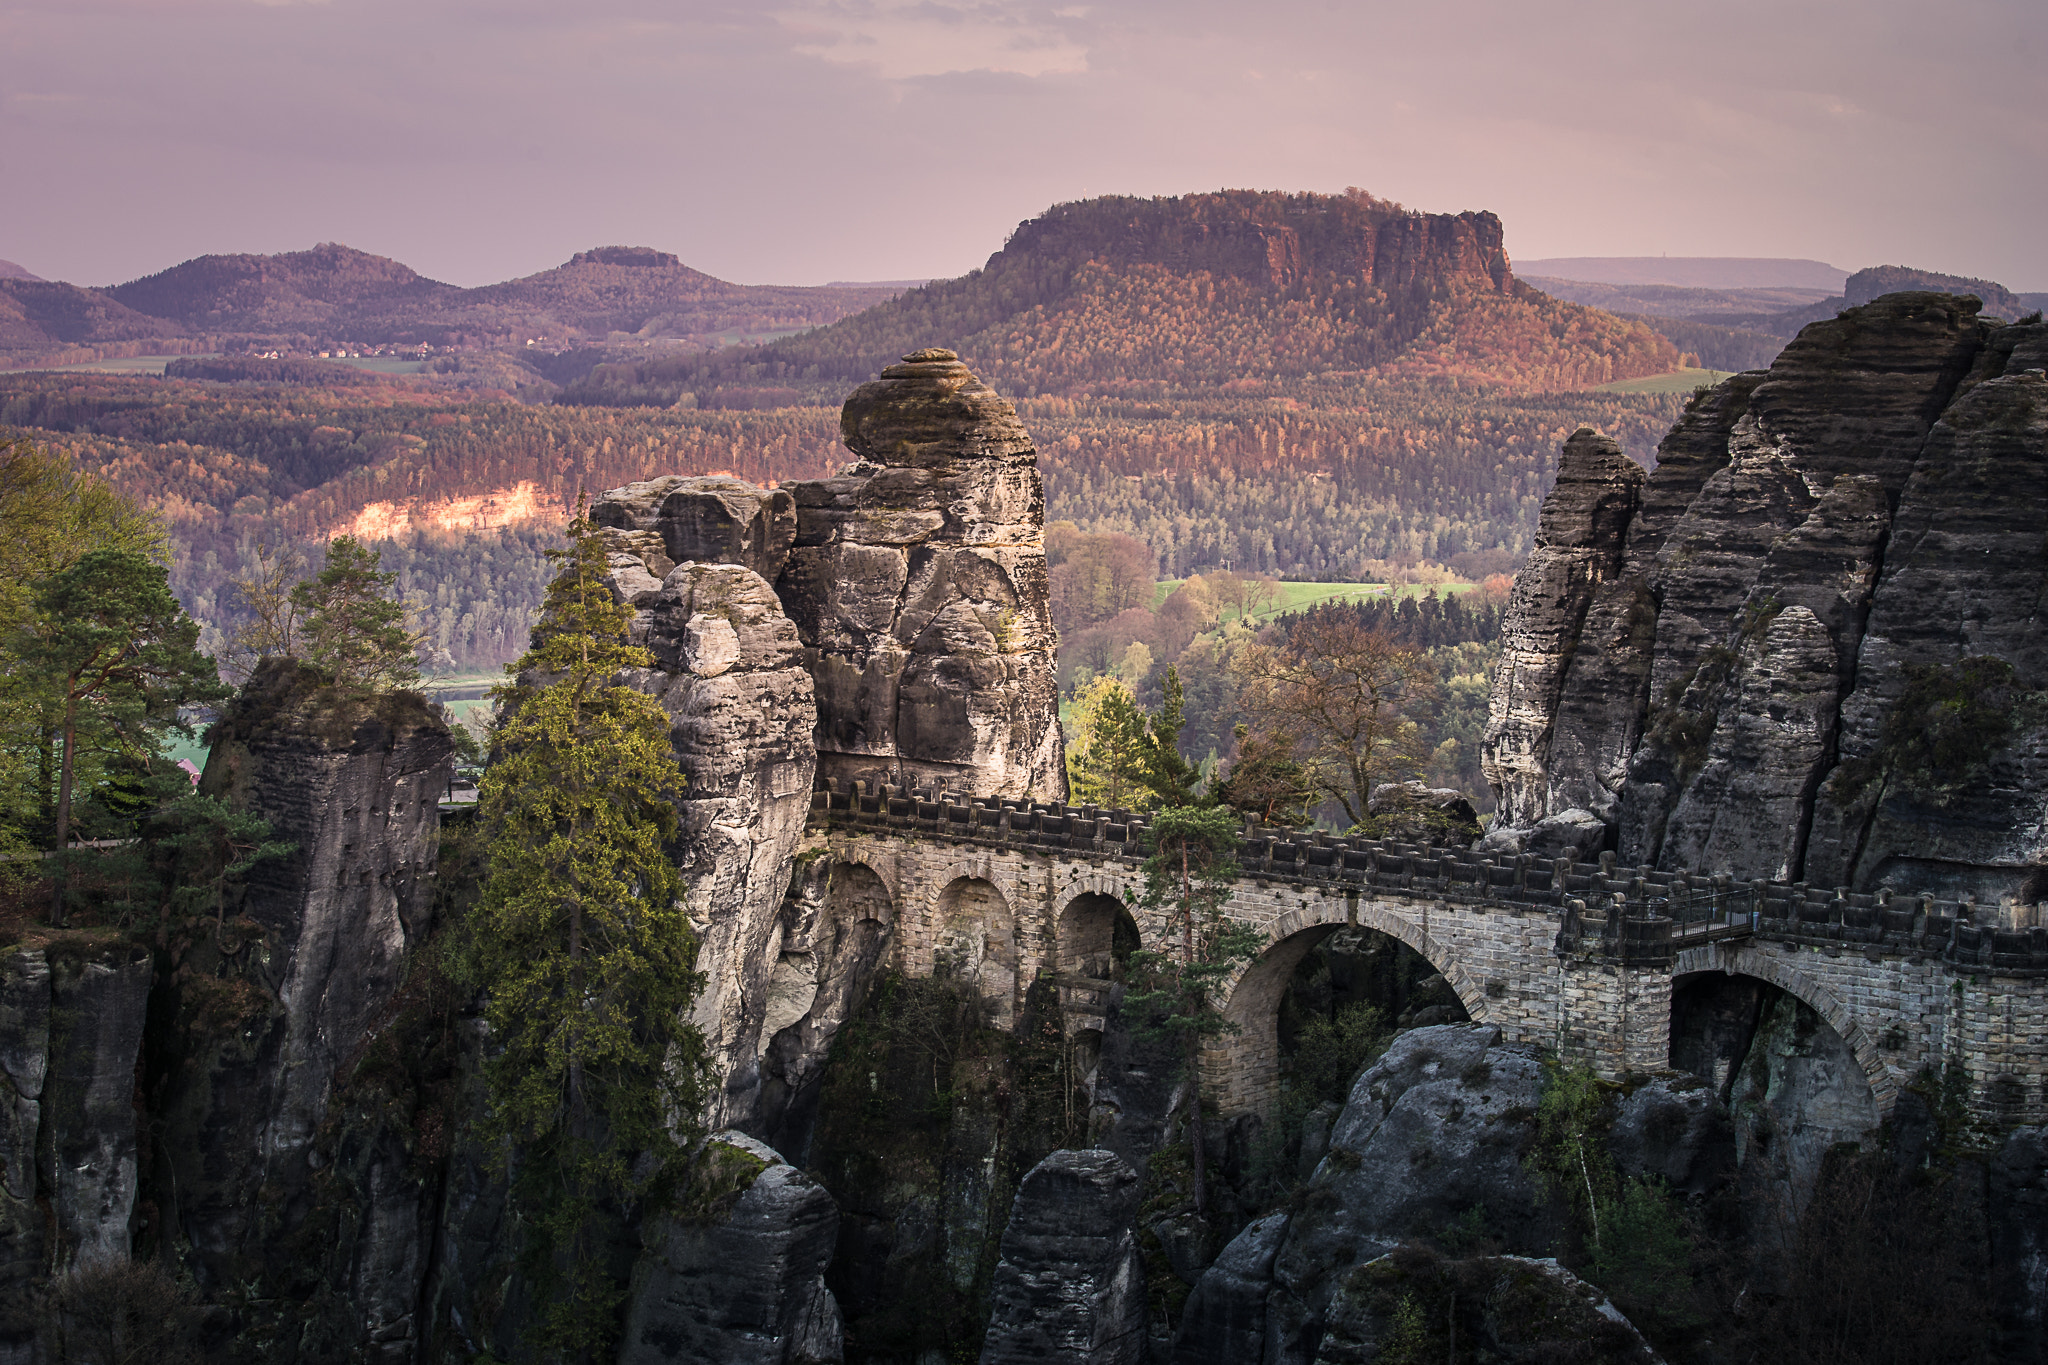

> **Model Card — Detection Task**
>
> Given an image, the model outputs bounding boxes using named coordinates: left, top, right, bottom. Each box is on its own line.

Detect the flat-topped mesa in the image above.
left=777, top=348, right=1065, bottom=802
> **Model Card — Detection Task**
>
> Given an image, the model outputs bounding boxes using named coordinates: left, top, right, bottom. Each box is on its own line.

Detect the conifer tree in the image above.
left=291, top=535, right=422, bottom=692
left=1067, top=675, right=1151, bottom=810
left=457, top=502, right=708, bottom=1360
left=21, top=548, right=227, bottom=925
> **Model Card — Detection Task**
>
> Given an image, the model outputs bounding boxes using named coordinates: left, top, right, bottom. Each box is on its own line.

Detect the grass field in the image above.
left=3, top=354, right=201, bottom=375
left=1594, top=367, right=1737, bottom=395
left=1152, top=578, right=1477, bottom=621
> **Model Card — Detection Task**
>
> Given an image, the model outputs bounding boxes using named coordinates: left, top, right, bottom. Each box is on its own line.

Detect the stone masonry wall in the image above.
left=802, top=776, right=2048, bottom=1126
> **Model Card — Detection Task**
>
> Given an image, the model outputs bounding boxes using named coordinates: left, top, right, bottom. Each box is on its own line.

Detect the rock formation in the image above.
left=1483, top=293, right=2048, bottom=896
left=588, top=510, right=821, bottom=1127
left=776, top=348, right=1065, bottom=801
left=155, top=661, right=454, bottom=1297
left=0, top=940, right=154, bottom=1361
left=979, top=1149, right=1147, bottom=1365
left=620, top=1132, right=843, bottom=1365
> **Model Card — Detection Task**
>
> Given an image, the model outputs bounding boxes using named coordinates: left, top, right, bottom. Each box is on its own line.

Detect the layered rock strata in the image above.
left=0, top=940, right=153, bottom=1359
left=979, top=1149, right=1148, bottom=1365
left=777, top=348, right=1065, bottom=801
left=620, top=1132, right=843, bottom=1365
left=1483, top=293, right=2048, bottom=895
left=158, top=662, right=454, bottom=1292
left=589, top=500, right=821, bottom=1129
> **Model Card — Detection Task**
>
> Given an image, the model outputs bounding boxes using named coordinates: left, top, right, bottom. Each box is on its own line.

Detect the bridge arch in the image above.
left=1212, top=899, right=1490, bottom=1117
left=932, top=874, right=1019, bottom=1029
left=1671, top=942, right=1895, bottom=1113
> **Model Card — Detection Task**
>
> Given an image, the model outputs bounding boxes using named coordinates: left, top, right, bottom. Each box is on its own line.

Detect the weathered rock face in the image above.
left=1482, top=429, right=1644, bottom=830
left=620, top=1132, right=843, bottom=1365
left=592, top=473, right=797, bottom=584
left=1364, top=781, right=1481, bottom=845
left=588, top=510, right=822, bottom=1130
left=155, top=661, right=453, bottom=1294
left=979, top=1149, right=1147, bottom=1365
left=1484, top=294, right=2048, bottom=894
left=1179, top=1025, right=1555, bottom=1364
left=777, top=349, right=1064, bottom=801
left=0, top=940, right=153, bottom=1359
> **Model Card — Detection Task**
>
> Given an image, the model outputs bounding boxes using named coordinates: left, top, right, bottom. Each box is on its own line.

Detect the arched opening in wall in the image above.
left=1228, top=923, right=1470, bottom=1199
left=932, top=876, right=1018, bottom=1030
left=1668, top=971, right=1879, bottom=1220
left=757, top=860, right=894, bottom=1161
left=1057, top=892, right=1141, bottom=981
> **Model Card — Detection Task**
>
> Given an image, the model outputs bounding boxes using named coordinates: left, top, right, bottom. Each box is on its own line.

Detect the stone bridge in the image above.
left=801, top=778, right=2048, bottom=1126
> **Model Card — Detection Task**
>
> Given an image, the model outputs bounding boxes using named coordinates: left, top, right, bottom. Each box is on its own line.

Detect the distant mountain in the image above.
left=0, top=279, right=192, bottom=355
left=107, top=242, right=454, bottom=333
left=561, top=189, right=1679, bottom=405
left=1693, top=264, right=2047, bottom=339
left=1522, top=263, right=2048, bottom=371
left=0, top=260, right=41, bottom=282
left=1515, top=256, right=1847, bottom=291
left=0, top=245, right=912, bottom=367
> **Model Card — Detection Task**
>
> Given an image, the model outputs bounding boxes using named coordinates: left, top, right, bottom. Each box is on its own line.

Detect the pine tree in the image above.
left=456, top=502, right=709, bottom=1361
left=291, top=535, right=422, bottom=692
left=1123, top=803, right=1262, bottom=1216
left=1067, top=675, right=1151, bottom=810
left=20, top=548, right=228, bottom=925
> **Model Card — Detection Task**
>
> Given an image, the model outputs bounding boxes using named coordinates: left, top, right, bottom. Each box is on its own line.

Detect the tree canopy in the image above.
left=456, top=503, right=708, bottom=1358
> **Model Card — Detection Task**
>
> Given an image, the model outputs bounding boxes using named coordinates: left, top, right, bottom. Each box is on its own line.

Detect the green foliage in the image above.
left=1524, top=1057, right=1616, bottom=1251
left=1065, top=676, right=1152, bottom=811
left=291, top=535, right=422, bottom=693
left=455, top=505, right=710, bottom=1361
left=1125, top=803, right=1263, bottom=1215
left=0, top=437, right=168, bottom=866
left=1136, top=667, right=1205, bottom=808
left=1290, top=1002, right=1390, bottom=1105
left=1835, top=655, right=2037, bottom=808
left=18, top=547, right=228, bottom=923
left=1211, top=721, right=1317, bottom=825
left=1377, top=1293, right=1435, bottom=1365
left=1590, top=1177, right=1701, bottom=1335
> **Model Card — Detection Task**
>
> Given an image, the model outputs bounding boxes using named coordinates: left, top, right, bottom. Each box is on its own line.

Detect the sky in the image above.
left=2, top=0, right=2043, bottom=290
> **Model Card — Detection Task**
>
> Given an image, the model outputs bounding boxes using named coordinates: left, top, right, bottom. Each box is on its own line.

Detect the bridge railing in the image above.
left=806, top=776, right=2048, bottom=974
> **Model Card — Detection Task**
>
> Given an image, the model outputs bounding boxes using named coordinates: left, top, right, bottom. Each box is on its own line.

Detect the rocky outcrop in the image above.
left=592, top=474, right=797, bottom=584
left=1172, top=1026, right=1554, bottom=1364
left=589, top=501, right=822, bottom=1129
left=156, top=661, right=453, bottom=1293
left=777, top=349, right=1064, bottom=801
left=1311, top=1249, right=1663, bottom=1365
left=620, top=1132, right=843, bottom=1365
left=0, top=940, right=153, bottom=1359
left=1365, top=781, right=1481, bottom=845
left=979, top=1149, right=1147, bottom=1365
left=1484, top=294, right=2048, bottom=895
left=1482, top=429, right=1643, bottom=830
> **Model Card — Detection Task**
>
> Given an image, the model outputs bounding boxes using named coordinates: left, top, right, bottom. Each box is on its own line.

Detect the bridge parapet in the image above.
left=808, top=776, right=2048, bottom=974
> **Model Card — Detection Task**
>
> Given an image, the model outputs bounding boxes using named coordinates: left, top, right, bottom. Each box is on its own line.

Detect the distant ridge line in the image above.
left=1517, top=257, right=1847, bottom=291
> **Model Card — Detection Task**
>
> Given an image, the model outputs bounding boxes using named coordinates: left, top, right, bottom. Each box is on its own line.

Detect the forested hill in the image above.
left=559, top=190, right=1680, bottom=405
left=0, top=244, right=909, bottom=364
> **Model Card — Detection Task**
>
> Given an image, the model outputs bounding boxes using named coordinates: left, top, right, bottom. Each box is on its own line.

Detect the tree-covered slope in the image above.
left=560, top=190, right=1679, bottom=405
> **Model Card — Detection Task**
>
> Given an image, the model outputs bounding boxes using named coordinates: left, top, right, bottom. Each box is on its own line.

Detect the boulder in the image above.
left=1171, top=1212, right=1289, bottom=1365
left=1365, top=781, right=1481, bottom=846
left=1607, top=1074, right=1735, bottom=1197
left=1263, top=1025, right=1553, bottom=1362
left=980, top=1149, right=1147, bottom=1365
left=1314, top=1247, right=1664, bottom=1365
left=620, top=1132, right=843, bottom=1365
left=777, top=349, right=1065, bottom=801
